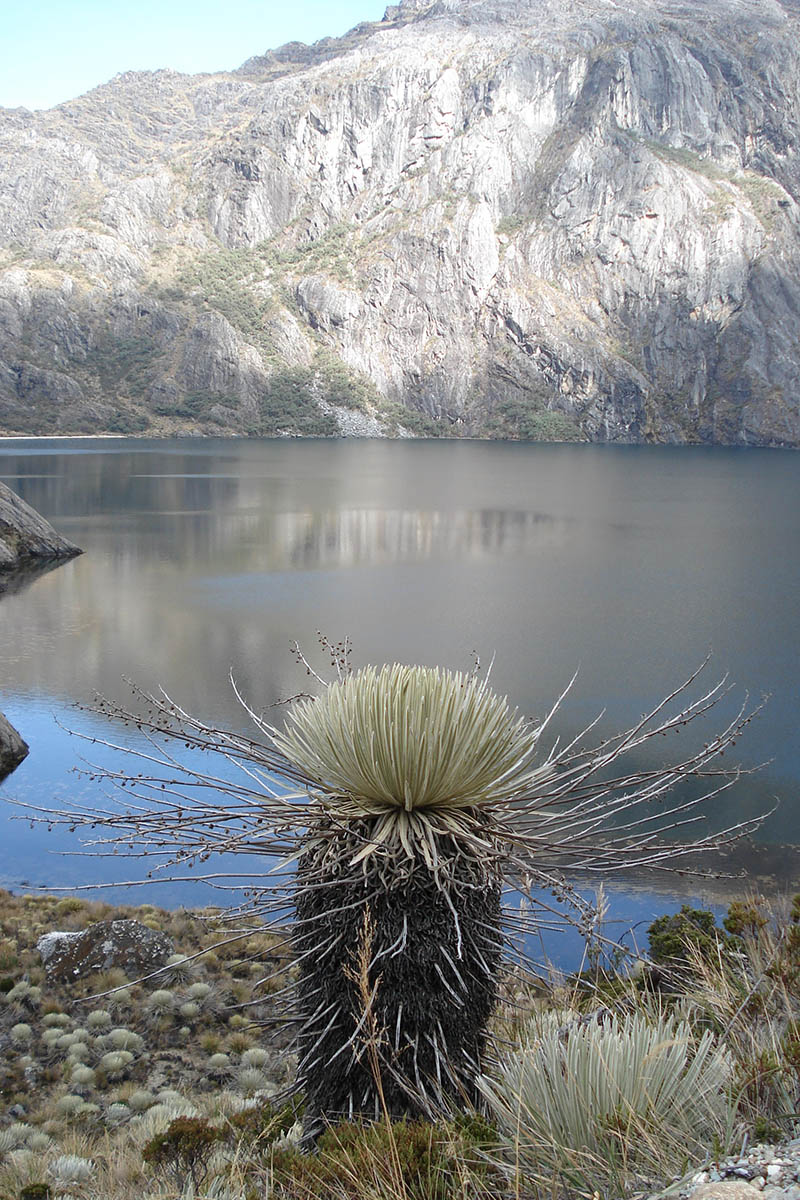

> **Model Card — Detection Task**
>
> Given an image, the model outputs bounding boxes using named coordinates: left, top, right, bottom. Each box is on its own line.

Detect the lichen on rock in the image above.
left=37, top=920, right=174, bottom=983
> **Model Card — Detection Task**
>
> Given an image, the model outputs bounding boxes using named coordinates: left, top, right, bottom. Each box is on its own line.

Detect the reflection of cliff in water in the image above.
left=574, top=838, right=800, bottom=907
left=0, top=504, right=568, bottom=719
left=94, top=505, right=568, bottom=572
left=2, top=456, right=570, bottom=570
left=275, top=508, right=566, bottom=569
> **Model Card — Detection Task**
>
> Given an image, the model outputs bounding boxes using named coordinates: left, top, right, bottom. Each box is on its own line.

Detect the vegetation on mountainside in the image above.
left=0, top=215, right=590, bottom=443
left=481, top=393, right=582, bottom=441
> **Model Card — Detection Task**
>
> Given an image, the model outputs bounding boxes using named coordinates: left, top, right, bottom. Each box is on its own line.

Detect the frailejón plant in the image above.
left=26, top=650, right=762, bottom=1133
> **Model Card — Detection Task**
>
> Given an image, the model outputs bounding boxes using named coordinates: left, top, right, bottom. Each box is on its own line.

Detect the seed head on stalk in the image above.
left=15, top=650, right=766, bottom=1134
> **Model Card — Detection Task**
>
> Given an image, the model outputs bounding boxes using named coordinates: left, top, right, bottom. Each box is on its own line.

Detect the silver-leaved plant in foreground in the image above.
left=24, top=649, right=763, bottom=1135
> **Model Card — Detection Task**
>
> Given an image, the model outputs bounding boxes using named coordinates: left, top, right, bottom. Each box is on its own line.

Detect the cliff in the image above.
left=1, top=0, right=799, bottom=443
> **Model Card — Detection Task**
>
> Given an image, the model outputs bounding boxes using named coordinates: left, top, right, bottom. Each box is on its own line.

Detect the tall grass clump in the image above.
left=681, top=893, right=800, bottom=1141
left=479, top=1008, right=734, bottom=1196
left=267, top=1116, right=497, bottom=1200
left=27, top=648, right=762, bottom=1137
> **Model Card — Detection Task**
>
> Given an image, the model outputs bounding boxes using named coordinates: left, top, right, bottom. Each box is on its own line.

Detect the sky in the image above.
left=0, top=0, right=388, bottom=112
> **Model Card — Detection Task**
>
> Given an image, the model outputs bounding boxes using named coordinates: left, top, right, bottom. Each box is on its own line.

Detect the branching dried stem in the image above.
left=344, top=911, right=389, bottom=1111
left=30, top=659, right=764, bottom=886
left=340, top=909, right=418, bottom=1196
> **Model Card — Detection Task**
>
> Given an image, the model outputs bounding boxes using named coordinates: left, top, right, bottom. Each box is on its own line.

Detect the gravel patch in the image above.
left=653, top=1140, right=800, bottom=1200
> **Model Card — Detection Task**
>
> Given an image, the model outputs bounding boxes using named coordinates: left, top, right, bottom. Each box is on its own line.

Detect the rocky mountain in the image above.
left=1, top=0, right=799, bottom=443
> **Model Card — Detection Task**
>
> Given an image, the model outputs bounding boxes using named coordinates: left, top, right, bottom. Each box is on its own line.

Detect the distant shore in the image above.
left=0, top=433, right=127, bottom=440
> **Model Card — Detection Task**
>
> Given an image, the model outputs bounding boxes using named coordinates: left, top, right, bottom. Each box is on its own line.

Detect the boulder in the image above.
left=0, top=482, right=81, bottom=569
left=37, top=918, right=173, bottom=983
left=0, top=711, right=28, bottom=781
left=691, top=1185, right=764, bottom=1200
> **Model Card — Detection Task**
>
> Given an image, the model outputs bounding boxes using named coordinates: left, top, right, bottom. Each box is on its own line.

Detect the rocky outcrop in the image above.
left=1, top=0, right=800, bottom=443
left=0, top=712, right=28, bottom=782
left=37, top=919, right=174, bottom=982
left=0, top=482, right=81, bottom=568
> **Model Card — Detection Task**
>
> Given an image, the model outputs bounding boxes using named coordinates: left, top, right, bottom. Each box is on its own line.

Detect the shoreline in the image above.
left=0, top=433, right=131, bottom=441
left=0, top=432, right=798, bottom=449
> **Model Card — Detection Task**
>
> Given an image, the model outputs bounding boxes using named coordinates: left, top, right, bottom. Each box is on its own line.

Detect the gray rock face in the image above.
left=0, top=482, right=81, bottom=568
left=0, top=712, right=28, bottom=782
left=1, top=0, right=800, bottom=442
left=37, top=919, right=173, bottom=982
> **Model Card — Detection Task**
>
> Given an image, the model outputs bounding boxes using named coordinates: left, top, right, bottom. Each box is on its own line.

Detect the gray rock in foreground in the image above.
left=0, top=481, right=81, bottom=569
left=37, top=919, right=174, bottom=982
left=0, top=711, right=28, bottom=781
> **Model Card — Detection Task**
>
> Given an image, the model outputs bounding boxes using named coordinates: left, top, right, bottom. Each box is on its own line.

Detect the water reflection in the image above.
left=274, top=507, right=565, bottom=569
left=0, top=438, right=798, bottom=920
left=2, top=479, right=568, bottom=572
left=0, top=558, right=68, bottom=599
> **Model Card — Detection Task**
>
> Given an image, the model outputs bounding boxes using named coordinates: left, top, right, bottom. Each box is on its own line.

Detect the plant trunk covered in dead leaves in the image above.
left=294, top=821, right=502, bottom=1131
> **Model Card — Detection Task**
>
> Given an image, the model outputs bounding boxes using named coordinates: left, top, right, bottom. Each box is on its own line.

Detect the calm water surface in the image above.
left=1, top=438, right=798, bottom=965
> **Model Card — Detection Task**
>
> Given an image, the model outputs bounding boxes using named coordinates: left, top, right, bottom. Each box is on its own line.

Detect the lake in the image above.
left=1, top=437, right=798, bottom=969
